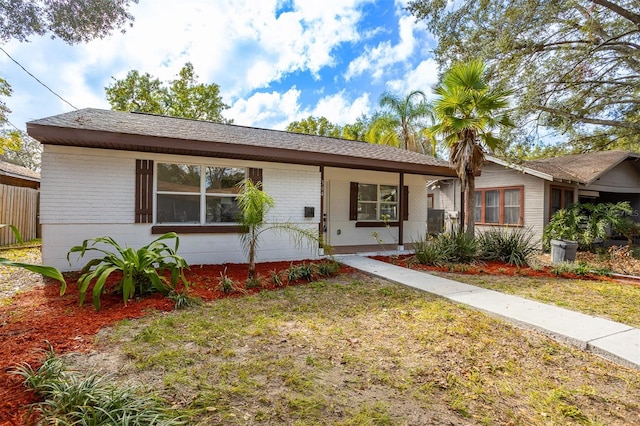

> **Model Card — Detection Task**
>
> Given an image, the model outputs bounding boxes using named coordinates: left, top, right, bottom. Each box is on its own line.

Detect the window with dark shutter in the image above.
left=135, top=159, right=154, bottom=223
left=349, top=182, right=409, bottom=225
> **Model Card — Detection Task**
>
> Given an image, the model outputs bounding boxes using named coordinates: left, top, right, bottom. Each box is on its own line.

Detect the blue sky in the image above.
left=1, top=0, right=440, bottom=132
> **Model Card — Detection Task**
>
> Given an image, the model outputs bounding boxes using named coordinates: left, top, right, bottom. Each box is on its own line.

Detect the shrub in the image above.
left=411, top=234, right=450, bottom=266
left=246, top=276, right=262, bottom=289
left=478, top=227, right=538, bottom=266
left=217, top=268, right=243, bottom=294
left=270, top=269, right=284, bottom=287
left=14, top=348, right=184, bottom=425
left=438, top=228, right=477, bottom=263
left=67, top=232, right=189, bottom=310
left=316, top=260, right=341, bottom=277
left=287, top=262, right=313, bottom=282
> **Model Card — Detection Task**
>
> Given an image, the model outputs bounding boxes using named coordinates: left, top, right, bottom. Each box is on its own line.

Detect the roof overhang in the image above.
left=485, top=156, right=555, bottom=181
left=28, top=123, right=457, bottom=178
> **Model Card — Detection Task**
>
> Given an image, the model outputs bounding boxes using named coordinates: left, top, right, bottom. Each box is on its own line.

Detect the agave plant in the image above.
left=67, top=232, right=189, bottom=310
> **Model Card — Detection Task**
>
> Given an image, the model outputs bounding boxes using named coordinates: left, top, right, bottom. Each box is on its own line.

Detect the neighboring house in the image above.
left=27, top=108, right=456, bottom=271
left=434, top=150, right=640, bottom=245
left=0, top=160, right=40, bottom=245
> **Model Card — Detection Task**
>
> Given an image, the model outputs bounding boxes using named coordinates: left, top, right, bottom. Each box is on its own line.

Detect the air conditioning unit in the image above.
left=446, top=211, right=459, bottom=219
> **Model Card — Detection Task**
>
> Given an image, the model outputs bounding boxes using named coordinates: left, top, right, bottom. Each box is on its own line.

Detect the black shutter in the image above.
left=249, top=168, right=263, bottom=186
left=349, top=182, right=358, bottom=221
left=135, top=160, right=153, bottom=223
left=402, top=185, right=409, bottom=221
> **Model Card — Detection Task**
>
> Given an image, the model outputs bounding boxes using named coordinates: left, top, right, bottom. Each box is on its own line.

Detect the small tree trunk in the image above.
left=465, top=172, right=476, bottom=238
left=248, top=229, right=256, bottom=279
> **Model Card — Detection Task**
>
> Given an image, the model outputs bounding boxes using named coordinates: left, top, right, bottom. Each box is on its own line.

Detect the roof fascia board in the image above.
left=28, top=124, right=457, bottom=178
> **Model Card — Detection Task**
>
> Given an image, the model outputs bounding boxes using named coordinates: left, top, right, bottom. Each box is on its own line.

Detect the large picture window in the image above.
left=156, top=163, right=245, bottom=224
left=474, top=186, right=523, bottom=226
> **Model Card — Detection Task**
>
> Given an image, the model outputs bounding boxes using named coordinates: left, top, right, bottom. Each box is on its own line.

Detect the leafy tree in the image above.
left=431, top=60, right=514, bottom=237
left=0, top=0, right=137, bottom=122
left=341, top=114, right=371, bottom=141
left=286, top=116, right=342, bottom=138
left=371, top=90, right=433, bottom=153
left=0, top=129, right=42, bottom=170
left=407, top=0, right=640, bottom=154
left=105, top=62, right=231, bottom=123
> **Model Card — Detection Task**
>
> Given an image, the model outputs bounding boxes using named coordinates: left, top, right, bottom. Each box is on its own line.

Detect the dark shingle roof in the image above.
left=488, top=151, right=640, bottom=184
left=0, top=160, right=40, bottom=182
left=523, top=151, right=639, bottom=184
left=27, top=108, right=456, bottom=177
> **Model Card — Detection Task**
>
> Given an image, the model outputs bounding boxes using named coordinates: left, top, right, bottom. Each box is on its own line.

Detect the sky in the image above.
left=1, top=0, right=440, bottom=133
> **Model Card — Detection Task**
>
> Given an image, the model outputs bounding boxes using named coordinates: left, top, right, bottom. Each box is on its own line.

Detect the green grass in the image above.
left=447, top=273, right=640, bottom=328
left=71, top=275, right=640, bottom=425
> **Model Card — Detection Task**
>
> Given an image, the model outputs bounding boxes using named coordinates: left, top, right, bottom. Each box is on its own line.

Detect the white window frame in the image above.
left=357, top=183, right=399, bottom=222
left=155, top=162, right=246, bottom=225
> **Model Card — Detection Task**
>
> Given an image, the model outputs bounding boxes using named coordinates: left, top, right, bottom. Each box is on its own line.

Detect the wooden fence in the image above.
left=0, top=184, right=39, bottom=246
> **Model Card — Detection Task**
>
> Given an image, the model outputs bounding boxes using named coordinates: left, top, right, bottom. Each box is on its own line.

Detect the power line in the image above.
left=0, top=46, right=78, bottom=111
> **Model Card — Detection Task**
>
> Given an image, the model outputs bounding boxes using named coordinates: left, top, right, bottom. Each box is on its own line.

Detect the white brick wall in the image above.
left=41, top=146, right=135, bottom=224
left=41, top=146, right=322, bottom=270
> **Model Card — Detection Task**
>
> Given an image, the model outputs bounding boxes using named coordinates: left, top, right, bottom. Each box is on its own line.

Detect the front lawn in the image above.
left=62, top=273, right=640, bottom=425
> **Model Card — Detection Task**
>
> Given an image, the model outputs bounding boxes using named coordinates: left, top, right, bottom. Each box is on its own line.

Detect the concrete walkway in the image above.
left=337, top=254, right=640, bottom=370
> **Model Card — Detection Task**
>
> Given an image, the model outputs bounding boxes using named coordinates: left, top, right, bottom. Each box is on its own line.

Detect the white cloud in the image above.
left=311, top=91, right=371, bottom=124
left=344, top=13, right=418, bottom=82
left=386, top=58, right=441, bottom=97
left=227, top=87, right=302, bottom=129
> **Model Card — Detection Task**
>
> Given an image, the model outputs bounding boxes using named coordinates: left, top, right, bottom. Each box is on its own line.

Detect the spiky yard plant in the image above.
left=67, top=232, right=189, bottom=310
left=236, top=178, right=324, bottom=280
left=478, top=227, right=538, bottom=266
left=14, top=347, right=184, bottom=425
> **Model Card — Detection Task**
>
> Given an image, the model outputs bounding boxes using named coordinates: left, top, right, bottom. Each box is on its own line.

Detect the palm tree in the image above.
left=372, top=90, right=433, bottom=153
left=236, top=179, right=324, bottom=280
left=431, top=59, right=514, bottom=237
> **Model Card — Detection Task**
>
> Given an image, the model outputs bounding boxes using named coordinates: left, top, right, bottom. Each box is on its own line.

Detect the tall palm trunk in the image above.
left=465, top=171, right=476, bottom=238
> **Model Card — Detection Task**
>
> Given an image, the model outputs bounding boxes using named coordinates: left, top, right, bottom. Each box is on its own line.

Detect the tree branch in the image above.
left=590, top=0, right=640, bottom=28
left=535, top=105, right=640, bottom=129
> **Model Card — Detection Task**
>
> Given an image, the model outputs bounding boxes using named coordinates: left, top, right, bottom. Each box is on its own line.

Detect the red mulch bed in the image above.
left=0, top=260, right=351, bottom=425
left=369, top=254, right=610, bottom=280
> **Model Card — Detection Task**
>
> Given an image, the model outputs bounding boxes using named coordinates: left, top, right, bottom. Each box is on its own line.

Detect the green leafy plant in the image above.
left=316, top=260, right=341, bottom=277
left=437, top=228, right=477, bottom=263
left=411, top=233, right=450, bottom=266
left=0, top=224, right=66, bottom=291
left=217, top=268, right=235, bottom=294
left=0, top=223, right=24, bottom=245
left=270, top=269, right=284, bottom=287
left=14, top=346, right=184, bottom=425
left=246, top=276, right=262, bottom=289
left=67, top=232, right=189, bottom=310
left=168, top=290, right=201, bottom=310
left=237, top=179, right=326, bottom=280
left=543, top=204, right=587, bottom=248
left=478, top=227, right=538, bottom=266
left=543, top=202, right=636, bottom=250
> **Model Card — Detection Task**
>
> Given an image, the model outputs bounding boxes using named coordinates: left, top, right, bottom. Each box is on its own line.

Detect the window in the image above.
left=156, top=163, right=245, bottom=224
left=357, top=183, right=398, bottom=221
left=550, top=187, right=574, bottom=217
left=427, top=194, right=434, bottom=209
left=349, top=182, right=408, bottom=224
left=474, top=186, right=523, bottom=226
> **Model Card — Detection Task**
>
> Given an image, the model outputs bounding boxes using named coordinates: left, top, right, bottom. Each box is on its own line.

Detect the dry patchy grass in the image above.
left=65, top=272, right=640, bottom=425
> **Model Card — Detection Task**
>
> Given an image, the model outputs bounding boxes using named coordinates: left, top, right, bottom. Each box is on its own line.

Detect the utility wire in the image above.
left=0, top=46, right=78, bottom=111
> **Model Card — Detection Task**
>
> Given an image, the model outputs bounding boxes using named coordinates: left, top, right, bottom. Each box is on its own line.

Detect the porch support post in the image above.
left=319, top=166, right=325, bottom=252
left=398, top=172, right=404, bottom=249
